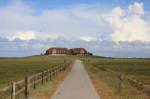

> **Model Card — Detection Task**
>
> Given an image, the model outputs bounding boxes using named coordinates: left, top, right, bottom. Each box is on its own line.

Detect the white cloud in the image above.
left=104, top=2, right=150, bottom=42
left=11, top=31, right=65, bottom=41
left=80, top=36, right=98, bottom=42
left=0, top=1, right=150, bottom=57
left=13, top=31, right=35, bottom=40
left=36, top=33, right=65, bottom=40
left=2, top=1, right=149, bottom=43
left=128, top=2, right=144, bottom=16
left=0, top=1, right=103, bottom=41
left=112, top=7, right=125, bottom=17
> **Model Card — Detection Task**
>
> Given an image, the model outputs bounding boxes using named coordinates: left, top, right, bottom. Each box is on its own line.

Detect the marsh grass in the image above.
left=0, top=55, right=74, bottom=88
left=85, top=57, right=150, bottom=99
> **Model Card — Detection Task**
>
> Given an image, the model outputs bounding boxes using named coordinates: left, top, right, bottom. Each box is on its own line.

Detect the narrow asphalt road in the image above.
left=51, top=60, right=100, bottom=99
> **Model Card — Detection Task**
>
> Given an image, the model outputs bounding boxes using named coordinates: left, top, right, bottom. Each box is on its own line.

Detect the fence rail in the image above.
left=105, top=68, right=150, bottom=96
left=100, top=66, right=150, bottom=96
left=0, top=62, right=70, bottom=99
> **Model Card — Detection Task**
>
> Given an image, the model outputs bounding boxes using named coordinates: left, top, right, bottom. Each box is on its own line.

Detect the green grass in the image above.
left=87, top=57, right=150, bottom=85
left=1, top=55, right=149, bottom=98
left=0, top=55, right=75, bottom=88
left=85, top=57, right=150, bottom=98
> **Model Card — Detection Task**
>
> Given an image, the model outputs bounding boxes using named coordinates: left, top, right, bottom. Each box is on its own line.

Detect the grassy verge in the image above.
left=0, top=55, right=76, bottom=99
left=0, top=55, right=75, bottom=88
left=85, top=57, right=150, bottom=99
left=27, top=60, right=73, bottom=99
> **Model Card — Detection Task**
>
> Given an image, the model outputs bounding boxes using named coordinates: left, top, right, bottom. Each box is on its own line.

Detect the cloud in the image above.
left=13, top=31, right=36, bottom=40
left=1, top=1, right=149, bottom=43
left=112, top=7, right=125, bottom=17
left=80, top=36, right=98, bottom=42
left=0, top=1, right=103, bottom=41
left=128, top=2, right=144, bottom=16
left=0, top=37, right=150, bottom=58
left=11, top=31, right=65, bottom=41
left=104, top=2, right=150, bottom=42
left=0, top=1, right=150, bottom=57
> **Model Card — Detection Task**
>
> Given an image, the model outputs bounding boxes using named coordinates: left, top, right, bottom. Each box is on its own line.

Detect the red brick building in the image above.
left=46, top=47, right=68, bottom=55
left=46, top=47, right=88, bottom=55
left=69, top=48, right=87, bottom=55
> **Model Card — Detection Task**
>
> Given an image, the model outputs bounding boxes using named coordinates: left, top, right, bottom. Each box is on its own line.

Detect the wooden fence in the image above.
left=99, top=66, right=150, bottom=96
left=0, top=62, right=70, bottom=99
left=127, top=78, right=150, bottom=96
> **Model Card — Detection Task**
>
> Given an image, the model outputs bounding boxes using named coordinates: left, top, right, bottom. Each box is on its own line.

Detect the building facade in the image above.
left=46, top=47, right=88, bottom=55
left=46, top=47, right=68, bottom=55
left=70, top=48, right=87, bottom=55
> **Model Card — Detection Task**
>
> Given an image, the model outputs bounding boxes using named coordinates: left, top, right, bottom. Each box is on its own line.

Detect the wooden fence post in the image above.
left=54, top=67, right=56, bottom=76
left=11, top=82, right=15, bottom=99
left=64, top=63, right=66, bottom=71
left=33, top=77, right=36, bottom=89
left=50, top=69, right=52, bottom=80
left=25, top=76, right=29, bottom=98
left=61, top=65, right=63, bottom=71
left=64, top=64, right=66, bottom=71
left=56, top=66, right=58, bottom=75
left=48, top=69, right=50, bottom=80
left=46, top=70, right=49, bottom=82
left=41, top=71, right=44, bottom=85
left=53, top=67, right=56, bottom=76
left=56, top=66, right=58, bottom=74
left=117, top=73, right=123, bottom=93
left=59, top=65, right=61, bottom=72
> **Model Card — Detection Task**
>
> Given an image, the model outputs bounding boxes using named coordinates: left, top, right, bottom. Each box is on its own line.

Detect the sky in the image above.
left=0, top=0, right=150, bottom=57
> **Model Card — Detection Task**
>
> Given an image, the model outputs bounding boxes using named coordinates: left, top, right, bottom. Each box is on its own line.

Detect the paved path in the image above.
left=51, top=60, right=100, bottom=99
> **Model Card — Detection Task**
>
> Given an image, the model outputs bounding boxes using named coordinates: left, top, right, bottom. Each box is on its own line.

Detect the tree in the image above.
left=87, top=52, right=93, bottom=56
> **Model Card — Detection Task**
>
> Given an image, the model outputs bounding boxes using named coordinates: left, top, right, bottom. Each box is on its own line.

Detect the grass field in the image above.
left=85, top=57, right=150, bottom=99
left=0, top=55, right=74, bottom=88
left=0, top=55, right=150, bottom=99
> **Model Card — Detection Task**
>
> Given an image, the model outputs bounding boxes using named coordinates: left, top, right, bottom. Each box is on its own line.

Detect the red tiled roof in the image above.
left=47, top=47, right=68, bottom=51
left=71, top=48, right=86, bottom=51
left=70, top=48, right=87, bottom=53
